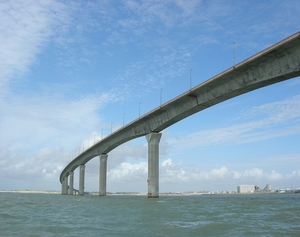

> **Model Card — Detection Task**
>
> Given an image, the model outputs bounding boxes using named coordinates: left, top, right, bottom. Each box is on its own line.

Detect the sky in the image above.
left=1, top=0, right=300, bottom=193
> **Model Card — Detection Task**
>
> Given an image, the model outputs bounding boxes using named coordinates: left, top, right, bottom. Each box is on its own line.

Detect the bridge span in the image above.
left=60, top=32, right=300, bottom=197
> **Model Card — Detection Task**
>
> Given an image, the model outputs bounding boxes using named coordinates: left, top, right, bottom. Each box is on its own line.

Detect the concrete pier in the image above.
left=146, top=132, right=162, bottom=198
left=68, top=172, right=74, bottom=195
left=61, top=177, right=64, bottom=194
left=61, top=176, right=68, bottom=195
left=79, top=165, right=85, bottom=196
left=61, top=184, right=63, bottom=194
left=99, top=154, right=108, bottom=196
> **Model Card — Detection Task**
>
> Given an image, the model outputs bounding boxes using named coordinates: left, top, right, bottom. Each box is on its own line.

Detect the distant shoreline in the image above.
left=1, top=190, right=299, bottom=195
left=0, top=190, right=60, bottom=194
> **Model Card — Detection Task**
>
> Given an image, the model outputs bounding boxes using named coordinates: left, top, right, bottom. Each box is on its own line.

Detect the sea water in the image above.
left=0, top=192, right=299, bottom=236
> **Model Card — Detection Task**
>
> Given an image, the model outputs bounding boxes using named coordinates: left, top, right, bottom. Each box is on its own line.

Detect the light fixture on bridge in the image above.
left=190, top=69, right=192, bottom=90
left=160, top=88, right=162, bottom=106
left=233, top=41, right=236, bottom=66
left=139, top=102, right=141, bottom=118
left=123, top=113, right=125, bottom=126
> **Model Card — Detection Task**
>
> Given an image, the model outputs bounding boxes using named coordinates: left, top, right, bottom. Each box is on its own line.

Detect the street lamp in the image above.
left=160, top=88, right=162, bottom=106
left=233, top=41, right=236, bottom=66
left=123, top=113, right=125, bottom=126
left=190, top=69, right=192, bottom=90
left=139, top=102, right=141, bottom=118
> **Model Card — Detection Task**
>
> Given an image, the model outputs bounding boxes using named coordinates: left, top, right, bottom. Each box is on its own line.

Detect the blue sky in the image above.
left=1, top=0, right=300, bottom=192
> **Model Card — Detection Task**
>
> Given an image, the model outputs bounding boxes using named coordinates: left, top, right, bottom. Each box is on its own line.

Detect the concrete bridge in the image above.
left=60, top=32, right=300, bottom=197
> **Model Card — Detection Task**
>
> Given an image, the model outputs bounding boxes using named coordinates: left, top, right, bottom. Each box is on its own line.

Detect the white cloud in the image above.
left=175, top=0, right=200, bottom=17
left=0, top=91, right=117, bottom=150
left=108, top=162, right=148, bottom=182
left=0, top=145, right=67, bottom=189
left=285, top=170, right=300, bottom=179
left=161, top=158, right=188, bottom=182
left=242, top=168, right=263, bottom=179
left=0, top=0, right=72, bottom=93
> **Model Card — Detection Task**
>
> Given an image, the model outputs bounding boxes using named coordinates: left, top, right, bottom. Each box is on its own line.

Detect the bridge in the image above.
left=60, top=32, right=300, bottom=198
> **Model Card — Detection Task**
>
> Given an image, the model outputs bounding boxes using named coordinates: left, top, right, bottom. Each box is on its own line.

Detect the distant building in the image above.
left=237, top=185, right=255, bottom=193
left=263, top=184, right=271, bottom=191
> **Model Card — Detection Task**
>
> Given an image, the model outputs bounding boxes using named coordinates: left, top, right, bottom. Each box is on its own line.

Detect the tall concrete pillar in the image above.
left=61, top=178, right=64, bottom=195
left=79, top=164, right=85, bottom=196
left=99, top=154, right=108, bottom=196
left=61, top=176, right=68, bottom=195
left=69, top=172, right=74, bottom=195
left=146, top=132, right=162, bottom=198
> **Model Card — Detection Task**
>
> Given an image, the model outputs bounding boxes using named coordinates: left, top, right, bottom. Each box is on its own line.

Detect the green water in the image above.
left=0, top=192, right=299, bottom=236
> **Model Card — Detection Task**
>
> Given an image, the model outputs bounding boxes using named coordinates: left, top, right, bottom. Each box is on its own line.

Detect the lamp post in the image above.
left=190, top=69, right=192, bottom=90
left=139, top=102, right=141, bottom=118
left=123, top=113, right=125, bottom=126
left=233, top=41, right=236, bottom=66
left=160, top=88, right=162, bottom=106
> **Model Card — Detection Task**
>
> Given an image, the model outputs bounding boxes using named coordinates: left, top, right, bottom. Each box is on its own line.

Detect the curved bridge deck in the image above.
left=60, top=32, right=300, bottom=188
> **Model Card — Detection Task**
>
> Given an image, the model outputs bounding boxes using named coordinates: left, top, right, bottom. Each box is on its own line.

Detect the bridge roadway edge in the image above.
left=60, top=32, right=300, bottom=184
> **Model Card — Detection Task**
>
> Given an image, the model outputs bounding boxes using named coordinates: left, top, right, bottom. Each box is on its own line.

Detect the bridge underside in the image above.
left=60, top=32, right=300, bottom=197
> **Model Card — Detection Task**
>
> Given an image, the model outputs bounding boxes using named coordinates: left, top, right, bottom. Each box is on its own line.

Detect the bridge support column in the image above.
left=61, top=176, right=68, bottom=195
left=79, top=165, right=85, bottom=196
left=99, top=154, right=108, bottom=196
left=146, top=132, right=162, bottom=198
left=61, top=178, right=64, bottom=194
left=69, top=172, right=74, bottom=195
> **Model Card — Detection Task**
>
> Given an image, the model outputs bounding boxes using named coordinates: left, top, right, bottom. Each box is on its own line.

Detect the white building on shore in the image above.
left=237, top=185, right=255, bottom=193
